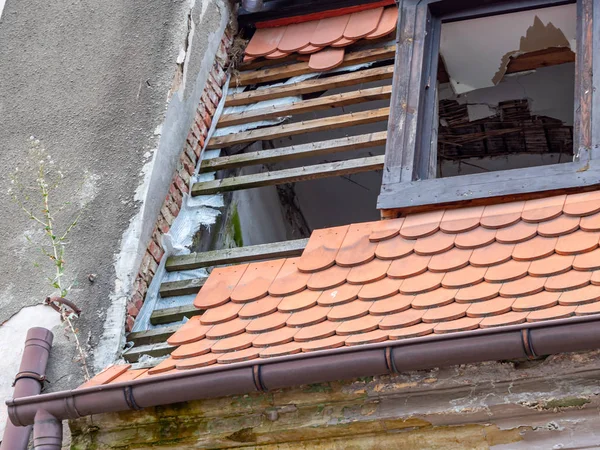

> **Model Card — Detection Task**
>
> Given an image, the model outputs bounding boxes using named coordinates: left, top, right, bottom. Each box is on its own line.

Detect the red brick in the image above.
left=196, top=104, right=207, bottom=120
left=161, top=204, right=176, bottom=225
left=208, top=72, right=223, bottom=99
left=216, top=41, right=229, bottom=66
left=174, top=172, right=189, bottom=194
left=125, top=315, right=135, bottom=332
left=179, top=167, right=191, bottom=185
left=185, top=142, right=198, bottom=166
left=148, top=239, right=164, bottom=263
left=186, top=130, right=197, bottom=147
left=180, top=151, right=196, bottom=175
left=127, top=301, right=139, bottom=317
left=202, top=92, right=216, bottom=116
left=206, top=86, right=220, bottom=108
left=203, top=114, right=212, bottom=130
left=132, top=291, right=144, bottom=311
left=169, top=183, right=183, bottom=208
left=198, top=135, right=205, bottom=152
left=157, top=214, right=170, bottom=234
left=191, top=123, right=202, bottom=140
left=133, top=277, right=148, bottom=298
left=196, top=117, right=208, bottom=137
left=168, top=198, right=181, bottom=217
left=211, top=64, right=227, bottom=86
left=147, top=255, right=159, bottom=277
left=140, top=252, right=154, bottom=277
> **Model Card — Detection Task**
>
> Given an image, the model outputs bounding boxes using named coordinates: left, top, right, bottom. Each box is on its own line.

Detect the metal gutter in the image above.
left=7, top=315, right=600, bottom=428
left=1, top=328, right=53, bottom=450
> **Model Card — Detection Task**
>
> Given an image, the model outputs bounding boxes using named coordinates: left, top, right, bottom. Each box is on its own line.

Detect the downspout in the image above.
left=1, top=327, right=53, bottom=450
left=6, top=316, right=600, bottom=427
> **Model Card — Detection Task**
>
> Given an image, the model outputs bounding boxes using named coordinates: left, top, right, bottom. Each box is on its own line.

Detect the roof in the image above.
left=84, top=189, right=600, bottom=386
left=243, top=4, right=397, bottom=70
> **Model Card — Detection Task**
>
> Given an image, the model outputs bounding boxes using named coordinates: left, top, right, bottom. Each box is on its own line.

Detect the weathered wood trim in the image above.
left=592, top=0, right=600, bottom=158
left=207, top=107, right=389, bottom=150
left=219, top=85, right=392, bottom=128
left=193, top=155, right=384, bottom=196
left=123, top=342, right=175, bottom=363
left=165, top=239, right=309, bottom=272
left=236, top=45, right=396, bottom=86
left=150, top=304, right=202, bottom=325
left=200, top=132, right=387, bottom=173
left=575, top=0, right=593, bottom=158
left=127, top=325, right=180, bottom=346
left=378, top=159, right=598, bottom=212
left=225, top=65, right=394, bottom=107
left=159, top=278, right=207, bottom=297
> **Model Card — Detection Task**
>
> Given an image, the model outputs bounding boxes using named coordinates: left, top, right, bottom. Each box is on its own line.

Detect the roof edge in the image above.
left=8, top=315, right=600, bottom=426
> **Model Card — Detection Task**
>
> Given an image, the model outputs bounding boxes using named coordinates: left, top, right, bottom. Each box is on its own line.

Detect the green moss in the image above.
left=543, top=397, right=590, bottom=409
left=303, top=383, right=333, bottom=393
left=230, top=204, right=243, bottom=247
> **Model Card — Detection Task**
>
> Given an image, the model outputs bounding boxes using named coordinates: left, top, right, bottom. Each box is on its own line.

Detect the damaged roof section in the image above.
left=90, top=190, right=600, bottom=383
left=440, top=3, right=576, bottom=94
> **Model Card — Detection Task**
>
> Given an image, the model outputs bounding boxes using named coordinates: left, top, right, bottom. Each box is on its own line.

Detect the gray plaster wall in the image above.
left=0, top=0, right=231, bottom=433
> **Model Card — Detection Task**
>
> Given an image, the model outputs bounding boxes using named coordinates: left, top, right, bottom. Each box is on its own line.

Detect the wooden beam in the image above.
left=236, top=45, right=396, bottom=86
left=207, top=107, right=389, bottom=150
left=193, top=155, right=384, bottom=196
left=166, top=239, right=309, bottom=272
left=378, top=159, right=598, bottom=212
left=159, top=277, right=207, bottom=297
left=150, top=304, right=202, bottom=325
left=226, top=65, right=394, bottom=107
left=123, top=342, right=174, bottom=363
left=200, top=132, right=387, bottom=173
left=505, top=47, right=575, bottom=75
left=127, top=324, right=180, bottom=346
left=219, top=85, right=392, bottom=128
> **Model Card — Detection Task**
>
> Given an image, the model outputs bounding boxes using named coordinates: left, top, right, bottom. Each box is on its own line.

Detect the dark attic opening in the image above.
left=435, top=3, right=576, bottom=177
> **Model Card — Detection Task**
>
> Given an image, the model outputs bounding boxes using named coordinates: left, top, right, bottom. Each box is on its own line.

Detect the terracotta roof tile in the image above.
left=375, top=235, right=415, bottom=259
left=268, top=258, right=310, bottom=296
left=330, top=37, right=356, bottom=48
left=345, top=329, right=388, bottom=345
left=366, top=6, right=398, bottom=39
left=521, top=195, right=566, bottom=223
left=79, top=365, right=131, bottom=388
left=309, top=48, right=345, bottom=71
left=278, top=21, right=320, bottom=52
left=336, top=222, right=376, bottom=267
left=369, top=218, right=403, bottom=242
left=101, top=191, right=600, bottom=385
left=194, top=264, right=248, bottom=309
left=297, top=225, right=348, bottom=273
left=411, top=289, right=457, bottom=309
left=300, top=335, right=346, bottom=351
left=564, top=191, right=600, bottom=216
left=387, top=253, right=430, bottom=278
left=298, top=44, right=324, bottom=55
left=343, top=7, right=384, bottom=39
left=244, top=27, right=286, bottom=57
left=311, top=15, right=351, bottom=46
left=231, top=260, right=285, bottom=303
left=307, top=265, right=350, bottom=290
left=580, top=212, right=600, bottom=231
left=278, top=289, right=320, bottom=313
left=440, top=206, right=484, bottom=233
left=495, top=221, right=537, bottom=244
left=287, top=306, right=331, bottom=327
left=369, top=293, right=413, bottom=315
left=429, top=248, right=471, bottom=272
left=512, top=291, right=560, bottom=311
left=317, top=284, right=361, bottom=306
left=480, top=201, right=524, bottom=229
left=166, top=316, right=212, bottom=346
left=388, top=322, right=434, bottom=339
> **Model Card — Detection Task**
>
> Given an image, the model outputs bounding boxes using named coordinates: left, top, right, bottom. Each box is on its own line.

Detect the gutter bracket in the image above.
left=13, top=371, right=46, bottom=387
left=124, top=386, right=143, bottom=411
left=521, top=328, right=538, bottom=360
left=385, top=347, right=398, bottom=373
left=252, top=365, right=267, bottom=392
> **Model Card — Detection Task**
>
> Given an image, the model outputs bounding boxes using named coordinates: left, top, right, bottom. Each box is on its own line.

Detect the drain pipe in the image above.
left=32, top=410, right=62, bottom=450
left=1, top=328, right=53, bottom=450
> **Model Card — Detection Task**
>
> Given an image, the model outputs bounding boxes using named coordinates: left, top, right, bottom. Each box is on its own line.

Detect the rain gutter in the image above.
left=1, top=328, right=53, bottom=450
left=7, top=315, right=600, bottom=429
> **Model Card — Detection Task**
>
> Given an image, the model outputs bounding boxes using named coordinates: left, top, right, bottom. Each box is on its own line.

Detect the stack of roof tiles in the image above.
left=85, top=191, right=600, bottom=386
left=244, top=5, right=398, bottom=71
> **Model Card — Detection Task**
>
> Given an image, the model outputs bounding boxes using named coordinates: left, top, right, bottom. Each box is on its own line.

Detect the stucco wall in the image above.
left=0, top=0, right=232, bottom=436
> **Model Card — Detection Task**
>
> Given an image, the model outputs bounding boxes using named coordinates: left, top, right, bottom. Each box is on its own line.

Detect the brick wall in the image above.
left=125, top=28, right=234, bottom=332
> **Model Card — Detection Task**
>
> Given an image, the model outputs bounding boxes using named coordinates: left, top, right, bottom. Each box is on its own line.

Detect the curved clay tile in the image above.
left=278, top=20, right=319, bottom=52
left=311, top=14, right=351, bottom=47
left=369, top=217, right=403, bottom=242
left=268, top=258, right=310, bottom=297
left=336, top=222, right=377, bottom=267
left=245, top=27, right=287, bottom=57
left=343, top=7, right=384, bottom=40
left=308, top=48, right=346, bottom=71
left=265, top=50, right=291, bottom=59
left=331, top=37, right=356, bottom=48
left=480, top=201, right=524, bottom=229
left=298, top=44, right=324, bottom=54
left=564, top=191, right=600, bottom=216
left=297, top=225, right=349, bottom=273
left=193, top=264, right=248, bottom=309
left=366, top=6, right=398, bottom=39
left=230, top=260, right=286, bottom=303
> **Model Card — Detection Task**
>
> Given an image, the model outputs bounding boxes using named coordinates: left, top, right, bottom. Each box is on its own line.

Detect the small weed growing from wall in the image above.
left=8, top=137, right=91, bottom=380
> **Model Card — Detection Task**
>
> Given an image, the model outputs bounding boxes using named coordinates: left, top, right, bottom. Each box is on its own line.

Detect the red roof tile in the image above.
left=89, top=191, right=600, bottom=386
left=244, top=5, right=398, bottom=72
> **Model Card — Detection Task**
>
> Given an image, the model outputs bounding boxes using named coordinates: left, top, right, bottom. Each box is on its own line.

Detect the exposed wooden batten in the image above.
left=127, top=325, right=181, bottom=346
left=200, top=132, right=387, bottom=173
left=219, top=85, right=392, bottom=127
left=159, top=278, right=207, bottom=298
left=165, top=239, right=309, bottom=272
left=150, top=304, right=202, bottom=325
left=193, top=155, right=385, bottom=196
left=207, top=107, right=389, bottom=150
left=226, top=65, right=394, bottom=107
left=123, top=342, right=175, bottom=363
left=236, top=45, right=396, bottom=86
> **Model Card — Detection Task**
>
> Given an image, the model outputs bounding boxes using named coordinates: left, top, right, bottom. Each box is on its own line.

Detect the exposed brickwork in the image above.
left=125, top=26, right=234, bottom=332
